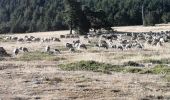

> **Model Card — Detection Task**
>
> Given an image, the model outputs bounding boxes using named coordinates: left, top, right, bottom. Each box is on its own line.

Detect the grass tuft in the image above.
left=16, top=51, right=66, bottom=61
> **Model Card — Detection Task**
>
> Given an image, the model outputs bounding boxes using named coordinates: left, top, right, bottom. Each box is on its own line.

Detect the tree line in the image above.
left=0, top=0, right=170, bottom=34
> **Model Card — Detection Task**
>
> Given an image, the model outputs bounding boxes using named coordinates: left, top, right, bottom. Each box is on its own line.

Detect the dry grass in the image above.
left=114, top=23, right=170, bottom=32
left=0, top=24, right=170, bottom=99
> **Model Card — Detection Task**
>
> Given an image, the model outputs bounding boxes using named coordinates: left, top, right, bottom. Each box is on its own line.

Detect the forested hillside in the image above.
left=0, top=0, right=170, bottom=33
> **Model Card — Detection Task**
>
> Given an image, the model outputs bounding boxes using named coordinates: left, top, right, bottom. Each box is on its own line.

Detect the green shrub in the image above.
left=59, top=61, right=124, bottom=73
left=124, top=67, right=143, bottom=73
left=124, top=61, right=141, bottom=67
left=151, top=65, right=170, bottom=74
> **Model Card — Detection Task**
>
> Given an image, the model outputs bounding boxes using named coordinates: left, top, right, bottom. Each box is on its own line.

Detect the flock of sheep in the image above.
left=0, top=31, right=170, bottom=57
left=87, top=31, right=170, bottom=50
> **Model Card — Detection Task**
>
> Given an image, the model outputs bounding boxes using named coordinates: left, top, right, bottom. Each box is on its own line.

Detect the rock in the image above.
left=0, top=47, right=9, bottom=57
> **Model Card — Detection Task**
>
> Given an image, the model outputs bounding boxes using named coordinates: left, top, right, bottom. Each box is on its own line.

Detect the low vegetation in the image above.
left=44, top=77, right=63, bottom=85
left=142, top=58, right=170, bottom=64
left=59, top=61, right=124, bottom=74
left=123, top=61, right=142, bottom=67
left=59, top=61, right=170, bottom=81
left=16, top=51, right=65, bottom=61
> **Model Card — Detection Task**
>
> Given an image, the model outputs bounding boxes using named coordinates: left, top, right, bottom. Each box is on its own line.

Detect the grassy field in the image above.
left=0, top=24, right=170, bottom=100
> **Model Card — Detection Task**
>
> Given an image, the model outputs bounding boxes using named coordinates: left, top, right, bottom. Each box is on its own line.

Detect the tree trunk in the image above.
left=142, top=4, right=145, bottom=26
left=70, top=21, right=73, bottom=34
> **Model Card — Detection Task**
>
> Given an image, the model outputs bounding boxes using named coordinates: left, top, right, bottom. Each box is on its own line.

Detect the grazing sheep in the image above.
left=24, top=35, right=28, bottom=39
left=45, top=46, right=50, bottom=52
left=13, top=48, right=20, bottom=55
left=33, top=38, right=41, bottom=42
left=60, top=35, right=65, bottom=38
left=146, top=39, right=152, bottom=45
left=53, top=49, right=61, bottom=54
left=84, top=35, right=88, bottom=39
left=79, top=44, right=87, bottom=49
left=23, top=47, right=29, bottom=52
left=66, top=35, right=70, bottom=38
left=17, top=38, right=24, bottom=42
left=53, top=38, right=60, bottom=42
left=66, top=43, right=73, bottom=49
left=30, top=36, right=35, bottom=39
left=73, top=40, right=80, bottom=44
left=98, top=40, right=108, bottom=49
left=12, top=37, right=18, bottom=41
left=0, top=47, right=8, bottom=57
left=69, top=48, right=75, bottom=53
left=125, top=44, right=132, bottom=49
left=25, top=38, right=32, bottom=42
left=19, top=47, right=23, bottom=50
left=159, top=38, right=165, bottom=43
left=157, top=41, right=163, bottom=47
left=112, top=45, right=117, bottom=49
left=117, top=45, right=124, bottom=51
left=136, top=44, right=143, bottom=49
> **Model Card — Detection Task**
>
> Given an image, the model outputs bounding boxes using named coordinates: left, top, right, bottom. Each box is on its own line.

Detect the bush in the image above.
left=124, top=61, right=141, bottom=67
left=150, top=65, right=170, bottom=74
left=59, top=61, right=124, bottom=73
left=124, top=67, right=143, bottom=73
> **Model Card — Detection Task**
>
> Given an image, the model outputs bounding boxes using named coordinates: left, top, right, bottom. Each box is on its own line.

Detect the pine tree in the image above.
left=64, top=0, right=79, bottom=34
left=64, top=0, right=90, bottom=35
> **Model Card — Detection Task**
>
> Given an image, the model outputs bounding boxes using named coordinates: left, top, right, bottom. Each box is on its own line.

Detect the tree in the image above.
left=64, top=0, right=90, bottom=35
left=64, top=0, right=79, bottom=34
left=84, top=6, right=111, bottom=32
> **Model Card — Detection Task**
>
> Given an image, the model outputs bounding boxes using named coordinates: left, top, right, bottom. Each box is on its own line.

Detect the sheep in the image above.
left=19, top=47, right=23, bottom=50
left=12, top=37, right=18, bottom=41
left=125, top=44, right=132, bottom=50
left=45, top=46, right=50, bottom=52
left=17, top=38, right=24, bottom=42
left=157, top=41, right=163, bottom=47
left=13, top=48, right=20, bottom=55
left=32, top=38, right=41, bottom=42
left=111, top=45, right=117, bottom=49
left=78, top=44, right=87, bottom=50
left=98, top=40, right=109, bottom=49
left=117, top=45, right=124, bottom=51
left=66, top=43, right=73, bottom=49
left=23, top=47, right=29, bottom=52
left=73, top=40, right=80, bottom=44
left=159, top=38, right=165, bottom=43
left=53, top=38, right=61, bottom=42
left=53, top=49, right=61, bottom=54
left=0, top=47, right=8, bottom=57
left=60, top=35, right=65, bottom=38
left=136, top=43, right=143, bottom=49
left=69, top=48, right=75, bottom=53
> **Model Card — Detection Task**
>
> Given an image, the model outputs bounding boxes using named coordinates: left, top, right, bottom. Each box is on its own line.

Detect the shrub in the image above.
left=124, top=61, right=141, bottom=67
left=59, top=61, right=124, bottom=73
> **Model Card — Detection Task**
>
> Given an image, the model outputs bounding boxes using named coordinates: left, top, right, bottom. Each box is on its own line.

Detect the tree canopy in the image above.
left=0, top=0, right=170, bottom=34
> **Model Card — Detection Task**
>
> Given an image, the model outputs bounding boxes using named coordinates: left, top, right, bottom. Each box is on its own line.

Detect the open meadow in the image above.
left=0, top=24, right=170, bottom=100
